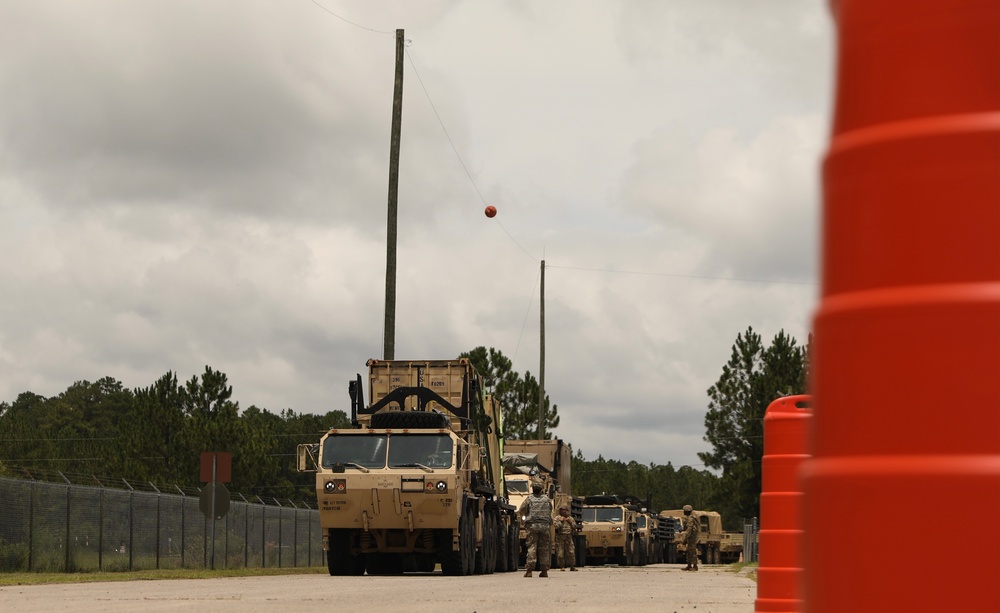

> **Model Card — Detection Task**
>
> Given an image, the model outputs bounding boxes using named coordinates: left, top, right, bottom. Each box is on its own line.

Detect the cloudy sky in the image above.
left=0, top=1, right=833, bottom=468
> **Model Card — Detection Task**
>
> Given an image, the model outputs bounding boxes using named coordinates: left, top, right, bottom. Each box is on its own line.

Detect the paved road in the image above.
left=0, top=565, right=757, bottom=613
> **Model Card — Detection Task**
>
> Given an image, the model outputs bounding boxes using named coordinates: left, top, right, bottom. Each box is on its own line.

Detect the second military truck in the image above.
left=298, top=358, right=519, bottom=575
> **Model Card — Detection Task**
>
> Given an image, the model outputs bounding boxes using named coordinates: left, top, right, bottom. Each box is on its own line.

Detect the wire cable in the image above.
left=307, top=0, right=394, bottom=34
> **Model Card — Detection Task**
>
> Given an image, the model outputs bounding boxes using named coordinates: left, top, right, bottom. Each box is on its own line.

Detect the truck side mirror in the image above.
left=297, top=443, right=319, bottom=472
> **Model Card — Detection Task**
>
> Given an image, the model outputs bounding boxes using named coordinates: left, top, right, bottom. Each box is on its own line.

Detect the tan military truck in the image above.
left=581, top=494, right=644, bottom=566
left=297, top=359, right=519, bottom=575
left=659, top=508, right=744, bottom=565
left=502, top=438, right=585, bottom=568
left=635, top=511, right=662, bottom=565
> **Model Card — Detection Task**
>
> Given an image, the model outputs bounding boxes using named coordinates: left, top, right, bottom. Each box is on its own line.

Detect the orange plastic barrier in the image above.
left=755, top=395, right=812, bottom=613
left=803, top=1, right=1000, bottom=611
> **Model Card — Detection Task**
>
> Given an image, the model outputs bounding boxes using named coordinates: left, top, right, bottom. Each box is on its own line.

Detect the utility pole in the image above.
left=383, top=28, right=404, bottom=360
left=538, top=259, right=545, bottom=440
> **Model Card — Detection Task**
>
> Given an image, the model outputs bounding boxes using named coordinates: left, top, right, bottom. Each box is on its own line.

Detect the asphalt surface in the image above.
left=0, top=564, right=757, bottom=612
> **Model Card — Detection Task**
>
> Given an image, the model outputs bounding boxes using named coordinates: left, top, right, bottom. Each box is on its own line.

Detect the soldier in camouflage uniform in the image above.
left=680, top=504, right=699, bottom=571
left=552, top=505, right=578, bottom=571
left=517, top=483, right=552, bottom=577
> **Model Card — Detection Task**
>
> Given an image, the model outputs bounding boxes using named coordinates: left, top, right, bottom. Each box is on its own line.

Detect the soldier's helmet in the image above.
left=532, top=483, right=543, bottom=494
left=682, top=504, right=693, bottom=513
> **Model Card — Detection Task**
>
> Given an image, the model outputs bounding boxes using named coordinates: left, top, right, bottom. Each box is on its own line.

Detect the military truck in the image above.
left=297, top=358, right=519, bottom=576
left=502, top=438, right=586, bottom=568
left=635, top=511, right=662, bottom=565
left=657, top=514, right=681, bottom=563
left=660, top=508, right=744, bottom=565
left=581, top=494, right=644, bottom=566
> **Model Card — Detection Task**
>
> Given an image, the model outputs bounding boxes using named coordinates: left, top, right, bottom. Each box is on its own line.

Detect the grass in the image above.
left=0, top=566, right=326, bottom=586
left=729, top=561, right=758, bottom=581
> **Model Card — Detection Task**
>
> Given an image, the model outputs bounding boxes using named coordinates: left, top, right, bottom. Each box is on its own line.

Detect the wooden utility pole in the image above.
left=383, top=29, right=404, bottom=360
left=538, top=259, right=545, bottom=439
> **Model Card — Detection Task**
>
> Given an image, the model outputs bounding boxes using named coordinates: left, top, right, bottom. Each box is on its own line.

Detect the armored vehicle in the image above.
left=298, top=359, right=519, bottom=575
left=660, top=508, right=744, bottom=565
left=581, top=494, right=644, bottom=566
left=502, top=438, right=585, bottom=568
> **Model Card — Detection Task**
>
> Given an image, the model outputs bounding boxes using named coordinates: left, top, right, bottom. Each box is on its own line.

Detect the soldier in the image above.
left=680, top=504, right=699, bottom=571
left=517, top=482, right=553, bottom=577
left=552, top=505, right=578, bottom=571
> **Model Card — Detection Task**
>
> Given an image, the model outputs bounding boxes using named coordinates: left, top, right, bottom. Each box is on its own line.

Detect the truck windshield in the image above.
left=583, top=508, right=623, bottom=523
left=321, top=434, right=387, bottom=469
left=506, top=480, right=529, bottom=494
left=637, top=516, right=647, bottom=529
left=387, top=434, right=453, bottom=469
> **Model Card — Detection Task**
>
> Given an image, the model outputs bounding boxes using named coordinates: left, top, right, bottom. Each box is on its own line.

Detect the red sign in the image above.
left=199, top=451, right=232, bottom=483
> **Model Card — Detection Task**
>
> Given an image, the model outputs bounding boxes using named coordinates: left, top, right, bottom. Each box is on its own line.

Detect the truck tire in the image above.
left=440, top=509, right=476, bottom=577
left=473, top=508, right=489, bottom=574
left=477, top=510, right=491, bottom=574
left=327, top=529, right=364, bottom=576
left=508, top=521, right=520, bottom=571
left=496, top=515, right=508, bottom=573
left=369, top=410, right=450, bottom=430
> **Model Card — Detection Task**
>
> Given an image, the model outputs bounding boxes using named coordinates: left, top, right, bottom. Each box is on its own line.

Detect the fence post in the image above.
left=275, top=498, right=283, bottom=568
left=123, top=479, right=135, bottom=571
left=151, top=483, right=161, bottom=570
left=240, top=493, right=249, bottom=568
left=64, top=482, right=71, bottom=572
left=177, top=485, right=186, bottom=568
left=98, top=487, right=104, bottom=571
left=257, top=496, right=266, bottom=568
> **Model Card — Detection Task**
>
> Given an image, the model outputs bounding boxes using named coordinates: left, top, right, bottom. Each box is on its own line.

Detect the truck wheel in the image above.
left=479, top=510, right=494, bottom=574
left=496, top=515, right=508, bottom=573
left=327, top=529, right=363, bottom=576
left=473, top=509, right=488, bottom=574
left=369, top=411, right=450, bottom=429
left=462, top=508, right=476, bottom=575
left=438, top=526, right=463, bottom=576
left=508, top=521, right=520, bottom=571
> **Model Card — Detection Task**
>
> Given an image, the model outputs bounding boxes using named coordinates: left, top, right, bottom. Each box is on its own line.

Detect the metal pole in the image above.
left=538, top=259, right=545, bottom=439
left=210, top=454, right=217, bottom=570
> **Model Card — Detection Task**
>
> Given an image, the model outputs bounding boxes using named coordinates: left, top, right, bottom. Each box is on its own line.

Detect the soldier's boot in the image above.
left=539, top=569, right=549, bottom=578
left=523, top=567, right=533, bottom=578
left=682, top=565, right=692, bottom=571
left=692, top=564, right=699, bottom=571
left=570, top=567, right=577, bottom=572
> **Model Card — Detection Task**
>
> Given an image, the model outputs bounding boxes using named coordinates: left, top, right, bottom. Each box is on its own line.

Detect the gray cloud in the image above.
left=0, top=1, right=831, bottom=469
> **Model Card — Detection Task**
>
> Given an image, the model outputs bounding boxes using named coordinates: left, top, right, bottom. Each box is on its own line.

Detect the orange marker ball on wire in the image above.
left=484, top=205, right=497, bottom=218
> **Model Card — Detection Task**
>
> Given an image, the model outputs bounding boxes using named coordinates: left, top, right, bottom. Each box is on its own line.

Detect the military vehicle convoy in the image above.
left=502, top=438, right=586, bottom=568
left=635, top=511, right=662, bottom=565
left=660, top=508, right=744, bottom=564
left=581, top=494, right=646, bottom=566
left=297, top=359, right=519, bottom=576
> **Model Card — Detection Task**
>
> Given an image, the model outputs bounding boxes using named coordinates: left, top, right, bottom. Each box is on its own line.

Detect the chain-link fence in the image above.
left=742, top=517, right=759, bottom=563
left=0, top=476, right=323, bottom=572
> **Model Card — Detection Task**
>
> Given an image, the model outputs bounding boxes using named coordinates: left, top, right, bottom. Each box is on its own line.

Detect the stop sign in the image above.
left=199, top=482, right=230, bottom=520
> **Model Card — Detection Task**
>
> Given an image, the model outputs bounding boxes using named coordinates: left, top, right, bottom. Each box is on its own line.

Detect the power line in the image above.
left=546, top=264, right=817, bottom=286
left=404, top=47, right=536, bottom=261
left=306, top=0, right=393, bottom=34
left=509, top=266, right=542, bottom=368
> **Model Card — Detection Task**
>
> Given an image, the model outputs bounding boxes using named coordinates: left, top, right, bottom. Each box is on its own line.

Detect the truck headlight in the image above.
left=435, top=481, right=448, bottom=493
left=324, top=480, right=346, bottom=494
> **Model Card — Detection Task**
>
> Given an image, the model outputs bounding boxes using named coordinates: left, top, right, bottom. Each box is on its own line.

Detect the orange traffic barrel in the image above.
left=803, top=1, right=1000, bottom=612
left=755, top=395, right=812, bottom=613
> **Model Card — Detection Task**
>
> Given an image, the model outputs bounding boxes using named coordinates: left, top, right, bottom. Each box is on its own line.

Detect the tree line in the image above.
left=0, top=330, right=807, bottom=527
